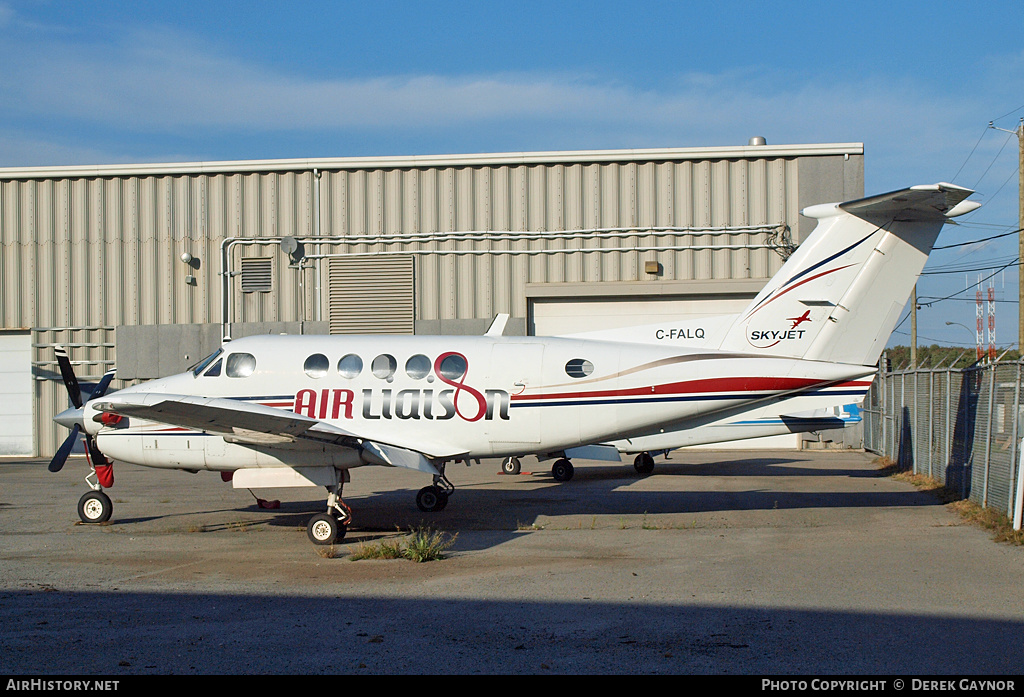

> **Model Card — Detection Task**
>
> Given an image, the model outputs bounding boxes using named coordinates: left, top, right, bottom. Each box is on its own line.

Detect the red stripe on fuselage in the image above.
left=512, top=376, right=822, bottom=402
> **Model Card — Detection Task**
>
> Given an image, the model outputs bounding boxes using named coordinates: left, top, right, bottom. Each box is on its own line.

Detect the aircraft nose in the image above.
left=54, top=406, right=85, bottom=431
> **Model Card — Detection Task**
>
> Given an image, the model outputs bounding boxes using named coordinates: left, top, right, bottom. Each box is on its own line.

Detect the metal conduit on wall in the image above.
left=218, top=223, right=790, bottom=338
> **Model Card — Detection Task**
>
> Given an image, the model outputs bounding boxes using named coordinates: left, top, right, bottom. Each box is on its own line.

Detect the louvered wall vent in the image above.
left=328, top=256, right=414, bottom=334
left=240, top=257, right=273, bottom=293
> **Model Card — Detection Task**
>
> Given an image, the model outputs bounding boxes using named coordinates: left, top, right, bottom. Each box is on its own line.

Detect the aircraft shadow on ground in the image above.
left=56, top=456, right=938, bottom=553
left=222, top=455, right=945, bottom=552
left=1, top=589, right=1021, bottom=675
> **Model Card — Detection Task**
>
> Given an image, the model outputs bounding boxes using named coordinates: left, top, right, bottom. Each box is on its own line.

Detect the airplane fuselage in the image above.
left=89, top=333, right=872, bottom=471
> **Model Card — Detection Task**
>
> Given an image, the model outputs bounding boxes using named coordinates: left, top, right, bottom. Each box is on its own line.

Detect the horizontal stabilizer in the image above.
left=838, top=182, right=979, bottom=222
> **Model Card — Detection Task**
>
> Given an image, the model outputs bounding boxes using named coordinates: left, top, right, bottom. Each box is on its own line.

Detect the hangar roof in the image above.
left=0, top=143, right=863, bottom=180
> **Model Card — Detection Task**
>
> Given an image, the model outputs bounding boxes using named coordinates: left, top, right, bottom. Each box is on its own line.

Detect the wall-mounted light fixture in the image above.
left=181, top=251, right=200, bottom=285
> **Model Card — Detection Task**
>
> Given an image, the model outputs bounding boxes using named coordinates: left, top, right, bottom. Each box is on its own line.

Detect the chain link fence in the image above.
left=863, top=360, right=1024, bottom=519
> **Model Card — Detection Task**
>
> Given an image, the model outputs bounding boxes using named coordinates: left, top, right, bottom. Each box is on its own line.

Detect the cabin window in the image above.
left=190, top=349, right=223, bottom=377
left=226, top=352, right=257, bottom=378
left=405, top=354, right=430, bottom=380
left=371, top=354, right=397, bottom=380
left=303, top=353, right=329, bottom=379
left=565, top=358, right=594, bottom=378
left=438, top=353, right=467, bottom=381
left=338, top=354, right=362, bottom=379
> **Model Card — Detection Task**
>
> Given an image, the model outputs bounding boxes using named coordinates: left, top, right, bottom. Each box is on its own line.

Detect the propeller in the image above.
left=48, top=347, right=116, bottom=475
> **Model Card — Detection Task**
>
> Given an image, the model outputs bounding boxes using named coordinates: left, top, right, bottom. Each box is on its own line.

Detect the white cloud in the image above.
left=0, top=20, right=1021, bottom=203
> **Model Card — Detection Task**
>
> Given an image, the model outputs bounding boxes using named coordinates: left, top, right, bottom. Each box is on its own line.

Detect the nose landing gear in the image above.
left=78, top=489, right=113, bottom=524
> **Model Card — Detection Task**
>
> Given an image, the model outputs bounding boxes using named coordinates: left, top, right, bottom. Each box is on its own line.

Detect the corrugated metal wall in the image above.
left=317, top=158, right=800, bottom=321
left=0, top=145, right=862, bottom=456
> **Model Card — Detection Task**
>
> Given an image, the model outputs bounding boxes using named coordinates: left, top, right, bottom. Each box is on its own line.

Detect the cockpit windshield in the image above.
left=190, top=348, right=224, bottom=377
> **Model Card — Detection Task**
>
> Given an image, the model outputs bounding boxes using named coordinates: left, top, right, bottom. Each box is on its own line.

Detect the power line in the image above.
left=951, top=126, right=990, bottom=182
left=894, top=257, right=1020, bottom=334
left=932, top=227, right=1023, bottom=250
left=992, top=104, right=1024, bottom=123
left=916, top=258, right=1019, bottom=308
left=917, top=297, right=1019, bottom=304
left=921, top=254, right=1018, bottom=275
left=973, top=130, right=1016, bottom=190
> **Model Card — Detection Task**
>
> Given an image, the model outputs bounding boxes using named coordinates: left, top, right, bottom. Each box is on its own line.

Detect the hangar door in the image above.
left=0, top=332, right=33, bottom=456
left=529, top=296, right=802, bottom=449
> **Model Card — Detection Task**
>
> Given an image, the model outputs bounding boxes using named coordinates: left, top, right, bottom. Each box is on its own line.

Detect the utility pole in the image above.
left=989, top=118, right=1024, bottom=353
left=911, top=285, right=917, bottom=368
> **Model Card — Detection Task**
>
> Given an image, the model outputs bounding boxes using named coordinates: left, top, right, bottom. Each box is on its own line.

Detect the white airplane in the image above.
left=49, top=182, right=979, bottom=545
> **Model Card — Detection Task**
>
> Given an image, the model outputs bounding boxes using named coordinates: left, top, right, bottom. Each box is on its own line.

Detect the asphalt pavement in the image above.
left=1, top=449, right=1022, bottom=676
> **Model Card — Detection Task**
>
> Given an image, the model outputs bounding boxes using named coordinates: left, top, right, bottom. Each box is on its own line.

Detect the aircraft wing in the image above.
left=91, top=392, right=466, bottom=474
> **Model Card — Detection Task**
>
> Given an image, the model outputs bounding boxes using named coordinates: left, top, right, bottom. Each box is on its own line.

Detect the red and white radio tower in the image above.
left=988, top=281, right=996, bottom=361
left=976, top=279, right=984, bottom=361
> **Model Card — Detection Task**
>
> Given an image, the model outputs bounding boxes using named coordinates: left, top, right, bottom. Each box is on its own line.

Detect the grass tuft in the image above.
left=402, top=525, right=458, bottom=562
left=881, top=459, right=1024, bottom=546
left=349, top=525, right=458, bottom=562
left=315, top=545, right=338, bottom=559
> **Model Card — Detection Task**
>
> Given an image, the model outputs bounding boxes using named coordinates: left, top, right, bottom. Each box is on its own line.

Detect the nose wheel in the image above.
left=77, top=490, right=113, bottom=524
left=501, top=456, right=522, bottom=475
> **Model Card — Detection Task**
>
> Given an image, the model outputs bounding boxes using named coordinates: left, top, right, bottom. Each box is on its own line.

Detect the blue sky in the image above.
left=1, top=0, right=1022, bottom=352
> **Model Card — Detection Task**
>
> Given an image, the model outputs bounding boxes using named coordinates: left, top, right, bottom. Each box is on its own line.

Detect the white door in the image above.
left=530, top=297, right=754, bottom=336
left=0, top=332, right=33, bottom=456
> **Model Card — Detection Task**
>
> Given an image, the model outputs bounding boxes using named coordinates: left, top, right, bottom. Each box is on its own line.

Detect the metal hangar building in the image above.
left=0, top=140, right=864, bottom=457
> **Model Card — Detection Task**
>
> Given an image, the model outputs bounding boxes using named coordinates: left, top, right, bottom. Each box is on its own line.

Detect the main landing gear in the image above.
left=307, top=481, right=352, bottom=546
left=546, top=451, right=656, bottom=483
left=416, top=463, right=455, bottom=513
left=633, top=451, right=655, bottom=475
left=552, top=457, right=574, bottom=481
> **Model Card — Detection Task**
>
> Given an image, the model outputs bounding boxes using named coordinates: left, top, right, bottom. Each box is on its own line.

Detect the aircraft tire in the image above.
left=502, top=457, right=522, bottom=475
left=307, top=513, right=342, bottom=545
left=552, top=459, right=574, bottom=482
left=77, top=490, right=112, bottom=524
left=633, top=452, right=655, bottom=475
left=416, top=486, right=446, bottom=513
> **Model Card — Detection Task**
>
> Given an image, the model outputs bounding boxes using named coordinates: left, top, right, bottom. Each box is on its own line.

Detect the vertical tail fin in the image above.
left=718, top=183, right=980, bottom=366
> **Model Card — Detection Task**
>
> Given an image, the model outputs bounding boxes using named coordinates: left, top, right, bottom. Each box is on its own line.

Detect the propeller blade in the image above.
left=48, top=424, right=80, bottom=473
left=55, top=347, right=82, bottom=409
left=88, top=369, right=116, bottom=401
